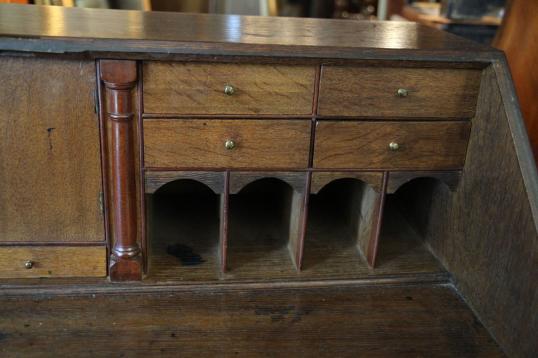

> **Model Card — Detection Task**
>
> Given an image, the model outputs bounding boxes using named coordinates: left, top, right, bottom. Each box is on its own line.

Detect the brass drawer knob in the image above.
left=224, top=84, right=235, bottom=96
left=224, top=139, right=236, bottom=150
left=389, top=142, right=400, bottom=151
left=396, top=88, right=409, bottom=97
left=24, top=260, right=34, bottom=269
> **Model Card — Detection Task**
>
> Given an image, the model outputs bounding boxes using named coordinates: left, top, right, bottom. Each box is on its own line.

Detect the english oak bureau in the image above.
left=0, top=4, right=536, bottom=357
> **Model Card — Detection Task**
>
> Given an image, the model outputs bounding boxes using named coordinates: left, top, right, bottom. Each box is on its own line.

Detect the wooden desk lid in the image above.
left=0, top=3, right=497, bottom=59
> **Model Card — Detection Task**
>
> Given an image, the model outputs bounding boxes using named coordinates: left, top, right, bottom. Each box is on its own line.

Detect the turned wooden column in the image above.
left=99, top=60, right=142, bottom=281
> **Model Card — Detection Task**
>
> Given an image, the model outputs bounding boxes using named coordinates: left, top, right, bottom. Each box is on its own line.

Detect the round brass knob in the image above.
left=24, top=260, right=34, bottom=269
left=396, top=88, right=409, bottom=97
left=224, top=84, right=235, bottom=96
left=389, top=142, right=400, bottom=151
left=224, top=139, right=236, bottom=150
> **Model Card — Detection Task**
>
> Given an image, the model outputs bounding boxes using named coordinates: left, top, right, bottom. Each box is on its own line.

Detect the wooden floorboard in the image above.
left=0, top=284, right=503, bottom=357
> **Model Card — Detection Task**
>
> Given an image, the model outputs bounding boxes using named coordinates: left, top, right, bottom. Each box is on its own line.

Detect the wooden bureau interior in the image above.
left=1, top=6, right=536, bottom=356
left=140, top=61, right=478, bottom=282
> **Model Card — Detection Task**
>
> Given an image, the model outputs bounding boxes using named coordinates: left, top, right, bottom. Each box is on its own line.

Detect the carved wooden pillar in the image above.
left=99, top=60, right=142, bottom=281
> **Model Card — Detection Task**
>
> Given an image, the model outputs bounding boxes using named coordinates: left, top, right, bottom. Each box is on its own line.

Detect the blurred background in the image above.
left=0, top=0, right=536, bottom=160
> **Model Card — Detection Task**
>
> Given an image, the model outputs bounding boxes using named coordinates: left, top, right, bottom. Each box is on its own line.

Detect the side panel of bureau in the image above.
left=0, top=57, right=104, bottom=243
left=144, top=119, right=311, bottom=169
left=143, top=62, right=316, bottom=115
left=318, top=67, right=481, bottom=118
left=0, top=246, right=106, bottom=278
left=314, top=121, right=471, bottom=170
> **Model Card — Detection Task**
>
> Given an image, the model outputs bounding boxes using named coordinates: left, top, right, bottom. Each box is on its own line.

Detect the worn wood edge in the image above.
left=0, top=37, right=501, bottom=62
left=0, top=272, right=451, bottom=296
left=0, top=242, right=107, bottom=247
left=492, top=58, right=538, bottom=231
left=137, top=60, right=148, bottom=274
left=144, top=167, right=466, bottom=172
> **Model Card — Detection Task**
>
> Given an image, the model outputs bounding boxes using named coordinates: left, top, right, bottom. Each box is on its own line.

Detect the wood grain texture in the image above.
left=0, top=285, right=503, bottom=357
left=144, top=119, right=311, bottom=169
left=143, top=62, right=315, bottom=115
left=0, top=246, right=106, bottom=278
left=310, top=172, right=384, bottom=193
left=314, top=121, right=471, bottom=170
left=414, top=66, right=538, bottom=358
left=145, top=171, right=225, bottom=194
left=387, top=171, right=462, bottom=194
left=0, top=4, right=494, bottom=60
left=318, top=67, right=481, bottom=118
left=0, top=57, right=104, bottom=243
left=229, top=172, right=307, bottom=195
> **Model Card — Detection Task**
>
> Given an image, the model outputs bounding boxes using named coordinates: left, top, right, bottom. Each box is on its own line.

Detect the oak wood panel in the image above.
left=387, top=171, right=462, bottom=194
left=0, top=285, right=503, bottom=356
left=310, top=172, right=384, bottom=193
left=229, top=172, right=307, bottom=195
left=314, top=121, right=471, bottom=170
left=318, top=67, right=481, bottom=118
left=143, top=62, right=315, bottom=115
left=145, top=171, right=225, bottom=194
left=413, top=66, right=538, bottom=358
left=0, top=246, right=106, bottom=278
left=144, top=119, right=311, bottom=169
left=0, top=4, right=494, bottom=60
left=0, top=57, right=104, bottom=243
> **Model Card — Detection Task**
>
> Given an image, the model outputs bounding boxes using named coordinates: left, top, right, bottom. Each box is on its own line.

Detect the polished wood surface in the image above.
left=0, top=284, right=503, bottom=356
left=99, top=60, right=142, bottom=281
left=143, top=62, right=315, bottom=115
left=144, top=119, right=311, bottom=169
left=0, top=57, right=104, bottom=243
left=318, top=67, right=481, bottom=118
left=0, top=246, right=105, bottom=278
left=314, top=121, right=471, bottom=170
left=494, top=0, right=538, bottom=161
left=0, top=4, right=493, bottom=60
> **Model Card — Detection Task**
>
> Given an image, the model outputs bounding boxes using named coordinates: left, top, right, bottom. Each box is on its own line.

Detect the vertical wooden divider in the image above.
left=219, top=171, right=230, bottom=274
left=364, top=172, right=389, bottom=267
left=99, top=60, right=143, bottom=281
left=295, top=171, right=312, bottom=271
left=287, top=180, right=308, bottom=271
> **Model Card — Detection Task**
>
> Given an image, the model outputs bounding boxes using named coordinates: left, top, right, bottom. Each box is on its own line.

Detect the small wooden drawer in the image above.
left=144, top=119, right=311, bottom=169
left=318, top=66, right=481, bottom=118
left=143, top=62, right=316, bottom=115
left=314, top=121, right=471, bottom=170
left=0, top=246, right=106, bottom=278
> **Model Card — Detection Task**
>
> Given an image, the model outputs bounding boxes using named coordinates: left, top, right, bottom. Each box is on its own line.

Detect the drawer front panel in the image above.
left=318, top=67, right=481, bottom=118
left=0, top=246, right=106, bottom=278
left=143, top=62, right=316, bottom=115
left=314, top=121, right=471, bottom=170
left=144, top=119, right=311, bottom=169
